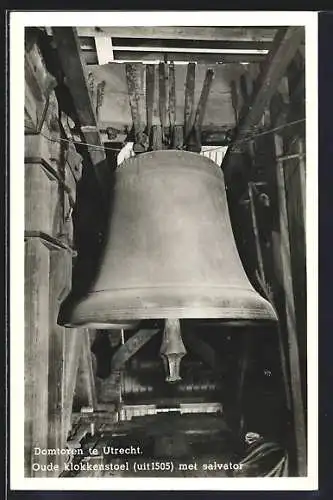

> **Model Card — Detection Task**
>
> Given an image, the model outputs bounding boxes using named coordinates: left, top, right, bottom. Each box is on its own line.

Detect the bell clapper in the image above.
left=159, top=319, right=187, bottom=383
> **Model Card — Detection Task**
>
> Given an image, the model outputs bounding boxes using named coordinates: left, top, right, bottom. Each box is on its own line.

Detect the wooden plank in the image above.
left=151, top=125, right=163, bottom=150
left=246, top=140, right=292, bottom=414
left=186, top=68, right=215, bottom=151
left=112, top=51, right=265, bottom=64
left=125, top=63, right=142, bottom=135
left=76, top=26, right=277, bottom=42
left=169, top=61, right=176, bottom=142
left=110, top=37, right=272, bottom=51
left=230, top=80, right=239, bottom=123
left=193, top=69, right=215, bottom=130
left=146, top=64, right=155, bottom=139
left=223, top=26, right=305, bottom=169
left=52, top=27, right=98, bottom=126
left=158, top=62, right=168, bottom=139
left=80, top=329, right=98, bottom=409
left=297, top=139, right=306, bottom=224
left=274, top=133, right=307, bottom=477
left=184, top=63, right=196, bottom=139
left=125, top=63, right=146, bottom=150
left=173, top=125, right=184, bottom=149
left=237, top=332, right=251, bottom=435
left=51, top=28, right=107, bottom=200
left=47, top=248, right=73, bottom=474
left=63, top=329, right=83, bottom=447
left=24, top=238, right=50, bottom=477
left=111, top=329, right=160, bottom=371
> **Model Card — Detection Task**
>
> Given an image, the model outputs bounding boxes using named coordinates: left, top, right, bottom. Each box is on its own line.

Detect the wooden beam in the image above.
left=297, top=138, right=306, bottom=224
left=173, top=125, right=184, bottom=149
left=76, top=26, right=278, bottom=42
left=80, top=329, right=98, bottom=410
left=51, top=28, right=107, bottom=199
left=146, top=64, right=155, bottom=139
left=152, top=125, right=163, bottom=150
left=47, top=248, right=73, bottom=474
left=223, top=27, right=305, bottom=167
left=109, top=37, right=272, bottom=51
left=63, top=329, right=83, bottom=445
left=125, top=63, right=147, bottom=152
left=24, top=239, right=50, bottom=477
left=169, top=61, right=176, bottom=142
left=184, top=63, right=196, bottom=140
left=274, top=133, right=307, bottom=477
left=111, top=51, right=265, bottom=64
left=190, top=68, right=215, bottom=150
left=194, top=69, right=215, bottom=129
left=52, top=27, right=98, bottom=126
left=186, top=68, right=215, bottom=152
left=158, top=62, right=168, bottom=140
left=111, top=329, right=160, bottom=371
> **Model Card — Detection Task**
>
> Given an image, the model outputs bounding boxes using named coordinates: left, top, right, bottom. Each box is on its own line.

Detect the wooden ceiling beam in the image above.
left=108, top=37, right=272, bottom=51
left=51, top=27, right=108, bottom=202
left=52, top=27, right=99, bottom=126
left=222, top=26, right=305, bottom=168
left=110, top=51, right=266, bottom=64
left=76, top=26, right=278, bottom=42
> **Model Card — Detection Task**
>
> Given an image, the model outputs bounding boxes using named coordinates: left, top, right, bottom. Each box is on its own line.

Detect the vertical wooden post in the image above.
left=47, top=247, right=73, bottom=474
left=184, top=63, right=196, bottom=140
left=248, top=182, right=265, bottom=282
left=297, top=138, right=306, bottom=225
left=63, top=328, right=83, bottom=446
left=248, top=174, right=292, bottom=413
left=274, top=133, right=307, bottom=476
left=24, top=238, right=50, bottom=477
left=146, top=64, right=155, bottom=143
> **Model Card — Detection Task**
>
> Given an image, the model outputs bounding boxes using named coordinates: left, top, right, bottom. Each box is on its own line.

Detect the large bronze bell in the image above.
left=59, top=150, right=277, bottom=327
